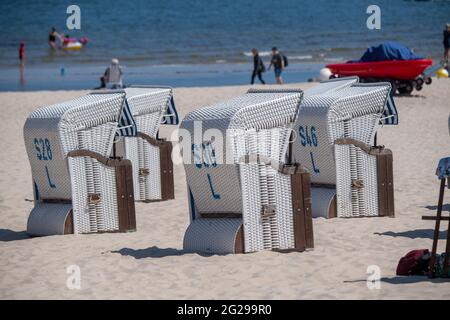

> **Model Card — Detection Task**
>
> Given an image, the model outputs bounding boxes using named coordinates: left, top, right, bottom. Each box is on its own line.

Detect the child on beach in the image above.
left=19, top=43, right=25, bottom=66
left=268, top=47, right=284, bottom=84
left=250, top=48, right=266, bottom=85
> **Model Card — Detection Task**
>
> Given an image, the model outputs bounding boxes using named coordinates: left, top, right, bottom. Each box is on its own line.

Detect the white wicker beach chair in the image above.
left=304, top=76, right=359, bottom=97
left=113, top=86, right=176, bottom=202
left=24, top=92, right=136, bottom=236
left=181, top=89, right=314, bottom=254
left=292, top=81, right=394, bottom=218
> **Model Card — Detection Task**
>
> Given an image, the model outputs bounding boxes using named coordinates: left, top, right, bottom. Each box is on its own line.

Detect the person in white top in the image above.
left=98, top=58, right=123, bottom=89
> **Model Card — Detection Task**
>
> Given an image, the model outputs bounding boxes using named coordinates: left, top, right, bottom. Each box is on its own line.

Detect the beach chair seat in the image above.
left=293, top=81, right=395, bottom=218
left=24, top=92, right=136, bottom=236
left=181, top=89, right=313, bottom=254
left=114, top=86, right=177, bottom=202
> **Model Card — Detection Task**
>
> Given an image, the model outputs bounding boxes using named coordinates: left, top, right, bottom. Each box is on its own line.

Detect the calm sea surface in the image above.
left=1, top=0, right=449, bottom=90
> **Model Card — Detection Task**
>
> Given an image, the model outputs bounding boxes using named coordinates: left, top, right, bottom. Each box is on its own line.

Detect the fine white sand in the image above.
left=0, top=80, right=449, bottom=299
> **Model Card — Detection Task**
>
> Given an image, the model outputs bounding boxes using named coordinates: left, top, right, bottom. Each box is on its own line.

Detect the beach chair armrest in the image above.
left=239, top=154, right=308, bottom=175
left=334, top=138, right=385, bottom=155
left=136, top=131, right=167, bottom=146
left=66, top=149, right=131, bottom=167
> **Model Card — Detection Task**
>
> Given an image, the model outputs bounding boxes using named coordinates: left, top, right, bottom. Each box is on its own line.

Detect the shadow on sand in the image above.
left=0, top=229, right=30, bottom=242
left=394, top=93, right=426, bottom=99
left=374, top=229, right=446, bottom=240
left=344, top=276, right=449, bottom=285
left=424, top=204, right=450, bottom=212
left=111, top=246, right=216, bottom=259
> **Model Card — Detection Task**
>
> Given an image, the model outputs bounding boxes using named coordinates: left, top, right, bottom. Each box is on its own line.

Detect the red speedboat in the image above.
left=325, top=42, right=434, bottom=94
left=326, top=59, right=433, bottom=81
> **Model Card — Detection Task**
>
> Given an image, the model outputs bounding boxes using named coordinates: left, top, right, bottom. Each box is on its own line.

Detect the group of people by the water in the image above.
left=47, top=27, right=88, bottom=51
left=249, top=23, right=450, bottom=85
left=15, top=24, right=450, bottom=89
left=251, top=47, right=287, bottom=85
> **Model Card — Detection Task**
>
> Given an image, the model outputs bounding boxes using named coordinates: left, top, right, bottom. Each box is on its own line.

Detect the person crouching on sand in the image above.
left=98, top=58, right=124, bottom=89
left=268, top=47, right=284, bottom=84
left=250, top=48, right=266, bottom=85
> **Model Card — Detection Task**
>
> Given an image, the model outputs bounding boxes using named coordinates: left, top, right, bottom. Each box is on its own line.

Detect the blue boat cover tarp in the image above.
left=359, top=42, right=423, bottom=62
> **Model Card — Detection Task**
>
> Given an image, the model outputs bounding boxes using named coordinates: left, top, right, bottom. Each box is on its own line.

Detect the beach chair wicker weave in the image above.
left=114, top=86, right=175, bottom=202
left=181, top=90, right=313, bottom=254
left=24, top=92, right=136, bottom=235
left=293, top=80, right=394, bottom=218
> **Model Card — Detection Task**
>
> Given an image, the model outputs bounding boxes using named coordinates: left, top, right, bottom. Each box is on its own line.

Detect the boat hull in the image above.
left=326, top=59, right=433, bottom=80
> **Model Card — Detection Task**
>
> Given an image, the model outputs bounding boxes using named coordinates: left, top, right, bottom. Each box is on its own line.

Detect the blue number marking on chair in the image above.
left=34, top=138, right=53, bottom=161
left=311, top=126, right=318, bottom=147
left=299, top=126, right=319, bottom=147
left=299, top=126, right=306, bottom=146
left=45, top=138, right=52, bottom=160
left=34, top=138, right=42, bottom=160
left=299, top=126, right=320, bottom=173
left=310, top=152, right=320, bottom=174
left=207, top=173, right=221, bottom=199
left=45, top=165, right=56, bottom=188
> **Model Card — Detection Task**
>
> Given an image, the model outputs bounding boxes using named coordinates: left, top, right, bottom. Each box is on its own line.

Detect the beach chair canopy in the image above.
left=306, top=76, right=398, bottom=125
left=181, top=90, right=305, bottom=254
left=293, top=81, right=393, bottom=218
left=24, top=92, right=126, bottom=235
left=124, top=86, right=178, bottom=131
left=293, top=82, right=391, bottom=184
left=304, top=76, right=359, bottom=97
left=180, top=90, right=303, bottom=217
left=113, top=86, right=177, bottom=202
left=25, top=92, right=125, bottom=199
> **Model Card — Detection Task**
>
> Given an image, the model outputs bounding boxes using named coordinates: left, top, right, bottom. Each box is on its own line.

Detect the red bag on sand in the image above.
left=396, top=249, right=430, bottom=276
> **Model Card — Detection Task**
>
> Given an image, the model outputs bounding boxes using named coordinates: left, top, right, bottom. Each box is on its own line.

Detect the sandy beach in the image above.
left=0, top=80, right=449, bottom=300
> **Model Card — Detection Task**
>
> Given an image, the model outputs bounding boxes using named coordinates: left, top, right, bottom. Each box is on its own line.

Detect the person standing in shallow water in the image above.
left=250, top=48, right=266, bottom=85
left=19, top=42, right=25, bottom=66
left=48, top=27, right=61, bottom=49
left=443, top=23, right=450, bottom=66
left=268, top=47, right=284, bottom=84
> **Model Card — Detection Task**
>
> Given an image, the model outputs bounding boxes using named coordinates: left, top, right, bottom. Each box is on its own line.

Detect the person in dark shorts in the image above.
left=250, top=48, right=266, bottom=85
left=48, top=27, right=61, bottom=49
left=444, top=23, right=450, bottom=64
left=268, top=47, right=284, bottom=84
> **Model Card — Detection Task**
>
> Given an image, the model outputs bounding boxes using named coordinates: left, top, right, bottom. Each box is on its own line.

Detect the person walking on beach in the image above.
left=250, top=48, right=266, bottom=85
left=443, top=23, right=450, bottom=65
left=48, top=27, right=61, bottom=49
left=19, top=42, right=25, bottom=66
left=97, top=58, right=124, bottom=89
left=268, top=47, right=284, bottom=84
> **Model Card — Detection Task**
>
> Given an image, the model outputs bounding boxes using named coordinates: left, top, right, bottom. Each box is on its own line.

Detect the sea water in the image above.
left=1, top=0, right=449, bottom=90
